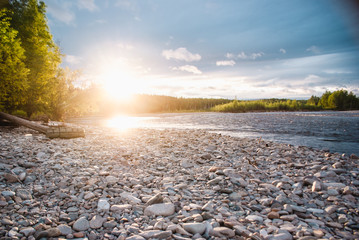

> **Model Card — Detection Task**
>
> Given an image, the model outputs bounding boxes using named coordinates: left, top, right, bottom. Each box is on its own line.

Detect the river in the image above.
left=68, top=111, right=359, bottom=156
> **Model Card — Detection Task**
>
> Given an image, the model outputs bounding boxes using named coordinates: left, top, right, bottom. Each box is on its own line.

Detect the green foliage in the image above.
left=11, top=109, right=27, bottom=118
left=9, top=0, right=62, bottom=118
left=0, top=8, right=29, bottom=112
left=211, top=99, right=322, bottom=113
left=212, top=90, right=359, bottom=113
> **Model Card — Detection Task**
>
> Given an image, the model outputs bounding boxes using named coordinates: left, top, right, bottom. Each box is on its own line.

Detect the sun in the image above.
left=102, top=68, right=137, bottom=101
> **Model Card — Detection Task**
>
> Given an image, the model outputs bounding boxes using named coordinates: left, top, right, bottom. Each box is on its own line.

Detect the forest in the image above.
left=1, top=1, right=359, bottom=121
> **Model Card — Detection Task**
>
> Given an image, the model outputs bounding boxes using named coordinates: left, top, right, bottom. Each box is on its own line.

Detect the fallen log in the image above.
left=0, top=112, right=85, bottom=139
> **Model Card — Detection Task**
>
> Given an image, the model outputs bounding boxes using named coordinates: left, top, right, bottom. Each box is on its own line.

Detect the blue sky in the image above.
left=43, top=0, right=359, bottom=99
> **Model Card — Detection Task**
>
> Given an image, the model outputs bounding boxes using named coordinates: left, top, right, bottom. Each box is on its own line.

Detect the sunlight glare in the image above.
left=106, top=115, right=142, bottom=131
left=101, top=62, right=144, bottom=102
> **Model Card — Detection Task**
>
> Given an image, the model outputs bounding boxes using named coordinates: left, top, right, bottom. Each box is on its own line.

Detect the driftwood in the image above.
left=0, top=112, right=85, bottom=139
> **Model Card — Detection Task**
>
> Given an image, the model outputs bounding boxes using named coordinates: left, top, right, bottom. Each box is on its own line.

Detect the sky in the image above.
left=42, top=0, right=359, bottom=99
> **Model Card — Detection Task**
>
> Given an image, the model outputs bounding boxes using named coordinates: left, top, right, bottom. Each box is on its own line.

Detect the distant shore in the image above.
left=0, top=125, right=358, bottom=239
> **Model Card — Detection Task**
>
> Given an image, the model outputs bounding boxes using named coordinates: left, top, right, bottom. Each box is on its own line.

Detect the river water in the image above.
left=68, top=111, right=359, bottom=156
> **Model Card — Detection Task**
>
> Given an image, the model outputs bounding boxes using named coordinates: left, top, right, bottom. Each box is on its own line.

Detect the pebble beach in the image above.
left=1, top=125, right=359, bottom=240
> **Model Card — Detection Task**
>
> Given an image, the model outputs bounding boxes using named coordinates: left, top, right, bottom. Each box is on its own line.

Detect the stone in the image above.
left=270, top=232, right=293, bottom=240
left=183, top=222, right=206, bottom=235
left=19, top=227, right=35, bottom=237
left=144, top=203, right=175, bottom=216
left=312, top=181, right=321, bottom=192
left=210, top=227, right=235, bottom=238
left=245, top=215, right=263, bottom=222
left=84, top=192, right=95, bottom=200
left=105, top=175, right=118, bottom=184
left=16, top=189, right=32, bottom=200
left=145, top=193, right=163, bottom=205
left=120, top=192, right=142, bottom=204
left=90, top=215, right=105, bottom=229
left=140, top=230, right=172, bottom=239
left=290, top=205, right=306, bottom=213
left=3, top=173, right=19, bottom=183
left=126, top=235, right=146, bottom=240
left=111, top=204, right=132, bottom=212
left=201, top=201, right=214, bottom=212
left=35, top=228, right=61, bottom=239
left=73, top=217, right=90, bottom=231
left=1, top=190, right=15, bottom=197
left=57, top=224, right=72, bottom=235
left=98, top=199, right=110, bottom=211
left=325, top=205, right=337, bottom=214
left=268, top=211, right=280, bottom=219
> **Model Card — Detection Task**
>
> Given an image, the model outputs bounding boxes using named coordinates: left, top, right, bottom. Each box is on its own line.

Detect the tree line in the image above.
left=1, top=0, right=75, bottom=120
left=211, top=90, right=359, bottom=113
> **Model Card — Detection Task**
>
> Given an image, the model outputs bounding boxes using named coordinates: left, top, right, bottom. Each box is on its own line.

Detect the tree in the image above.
left=9, top=0, right=61, bottom=117
left=0, top=8, right=29, bottom=112
left=307, top=95, right=320, bottom=106
left=318, top=91, right=331, bottom=109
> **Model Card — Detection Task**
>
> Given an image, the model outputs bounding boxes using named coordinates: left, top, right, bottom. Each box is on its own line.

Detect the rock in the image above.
left=270, top=232, right=293, bottom=240
left=327, top=188, right=339, bottom=196
left=4, top=173, right=19, bottom=183
left=19, top=227, right=35, bottom=237
left=201, top=201, right=214, bottom=212
left=57, top=224, right=72, bottom=235
left=183, top=222, right=206, bottom=235
left=84, top=192, right=95, bottom=200
left=140, top=230, right=172, bottom=239
left=120, top=192, right=142, bottom=204
left=1, top=190, right=15, bottom=197
left=111, top=204, right=132, bottom=212
left=290, top=205, right=306, bottom=213
left=90, top=215, right=105, bottom=229
left=145, top=193, right=163, bottom=205
left=280, top=214, right=297, bottom=221
left=35, top=228, right=61, bottom=239
left=312, top=181, right=321, bottom=192
left=245, top=215, right=263, bottom=222
left=97, top=199, right=110, bottom=211
left=325, top=205, right=337, bottom=214
left=126, top=235, right=146, bottom=240
left=210, top=227, right=235, bottom=238
left=105, top=175, right=118, bottom=184
left=16, top=189, right=32, bottom=200
left=144, top=203, right=175, bottom=216
left=268, top=211, right=280, bottom=219
left=73, top=217, right=90, bottom=231
left=103, top=220, right=117, bottom=228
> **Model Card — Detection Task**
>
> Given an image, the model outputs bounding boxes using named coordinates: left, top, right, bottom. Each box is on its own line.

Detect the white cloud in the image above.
left=306, top=45, right=320, bottom=54
left=237, top=51, right=264, bottom=60
left=216, top=60, right=236, bottom=66
left=172, top=65, right=202, bottom=74
left=280, top=48, right=286, bottom=54
left=162, top=48, right=201, bottom=62
left=226, top=53, right=235, bottom=59
left=64, top=55, right=82, bottom=65
left=77, top=0, right=98, bottom=11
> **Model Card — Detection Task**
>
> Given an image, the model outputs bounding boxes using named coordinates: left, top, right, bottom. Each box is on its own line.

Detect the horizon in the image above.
left=43, top=0, right=359, bottom=100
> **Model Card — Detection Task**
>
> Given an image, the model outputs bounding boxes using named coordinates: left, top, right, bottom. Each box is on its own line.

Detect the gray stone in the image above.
left=57, top=224, right=72, bottom=235
left=90, top=215, right=105, bottom=229
left=97, top=198, right=110, bottom=211
left=144, top=203, right=175, bottom=216
left=19, top=227, right=35, bottom=237
left=245, top=215, right=263, bottom=222
left=183, top=222, right=206, bottom=235
left=73, top=217, right=90, bottom=231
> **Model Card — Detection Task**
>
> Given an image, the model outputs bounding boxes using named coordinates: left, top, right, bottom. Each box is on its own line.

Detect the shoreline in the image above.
left=1, top=125, right=358, bottom=239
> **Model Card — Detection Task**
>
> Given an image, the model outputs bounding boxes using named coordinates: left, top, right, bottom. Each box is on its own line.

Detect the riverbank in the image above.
left=1, top=125, right=358, bottom=239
